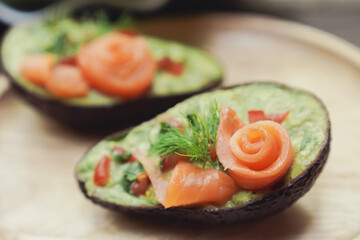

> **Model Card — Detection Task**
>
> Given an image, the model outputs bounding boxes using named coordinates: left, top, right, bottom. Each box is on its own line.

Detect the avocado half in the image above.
left=0, top=17, right=222, bottom=129
left=76, top=82, right=331, bottom=223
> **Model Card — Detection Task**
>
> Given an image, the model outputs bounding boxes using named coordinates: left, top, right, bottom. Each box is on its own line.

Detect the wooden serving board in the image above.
left=1, top=13, right=360, bottom=240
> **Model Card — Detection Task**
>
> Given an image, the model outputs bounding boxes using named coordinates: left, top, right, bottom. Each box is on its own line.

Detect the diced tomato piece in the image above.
left=118, top=29, right=138, bottom=37
left=58, top=56, right=77, bottom=66
left=112, top=146, right=132, bottom=163
left=208, top=146, right=217, bottom=161
left=267, top=111, right=290, bottom=124
left=131, top=172, right=150, bottom=195
left=93, top=155, right=112, bottom=186
left=248, top=110, right=267, bottom=123
left=162, top=153, right=189, bottom=171
left=113, top=146, right=126, bottom=156
left=127, top=155, right=137, bottom=163
left=158, top=57, right=184, bottom=76
left=248, top=110, right=290, bottom=124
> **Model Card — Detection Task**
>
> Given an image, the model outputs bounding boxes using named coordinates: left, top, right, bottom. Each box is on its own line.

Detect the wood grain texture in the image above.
left=1, top=13, right=360, bottom=240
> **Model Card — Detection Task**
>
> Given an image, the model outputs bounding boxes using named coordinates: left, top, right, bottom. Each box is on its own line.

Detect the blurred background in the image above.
left=0, top=0, right=359, bottom=46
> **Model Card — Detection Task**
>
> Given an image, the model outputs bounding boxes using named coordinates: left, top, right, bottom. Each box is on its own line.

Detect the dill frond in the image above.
left=44, top=30, right=74, bottom=57
left=151, top=101, right=224, bottom=171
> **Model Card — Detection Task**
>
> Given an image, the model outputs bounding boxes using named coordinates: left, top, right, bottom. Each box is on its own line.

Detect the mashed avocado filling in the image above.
left=77, top=83, right=328, bottom=208
left=1, top=18, right=222, bottom=106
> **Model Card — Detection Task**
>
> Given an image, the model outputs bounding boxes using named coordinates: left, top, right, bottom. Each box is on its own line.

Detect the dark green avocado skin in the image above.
left=4, top=74, right=221, bottom=130
left=75, top=84, right=331, bottom=223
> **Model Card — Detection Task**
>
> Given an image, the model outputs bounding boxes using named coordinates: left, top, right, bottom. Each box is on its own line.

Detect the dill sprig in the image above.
left=151, top=101, right=224, bottom=171
left=44, top=30, right=74, bottom=58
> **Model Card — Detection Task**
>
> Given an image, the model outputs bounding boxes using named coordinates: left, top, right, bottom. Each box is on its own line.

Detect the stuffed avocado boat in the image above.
left=0, top=13, right=222, bottom=128
left=76, top=82, right=330, bottom=223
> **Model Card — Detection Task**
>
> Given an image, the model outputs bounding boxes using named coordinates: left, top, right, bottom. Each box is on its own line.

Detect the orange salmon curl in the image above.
left=77, top=32, right=157, bottom=99
left=217, top=106, right=294, bottom=190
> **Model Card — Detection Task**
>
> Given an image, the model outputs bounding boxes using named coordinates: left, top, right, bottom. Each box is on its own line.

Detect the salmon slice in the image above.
left=217, top=105, right=294, bottom=190
left=45, top=64, right=89, bottom=98
left=134, top=151, right=238, bottom=208
left=77, top=32, right=157, bottom=99
left=164, top=161, right=238, bottom=208
left=20, top=54, right=55, bottom=86
left=133, top=151, right=169, bottom=205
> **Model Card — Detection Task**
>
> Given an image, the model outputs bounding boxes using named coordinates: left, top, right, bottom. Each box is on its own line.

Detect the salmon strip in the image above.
left=45, top=64, right=89, bottom=98
left=77, top=32, right=157, bottom=99
left=164, top=161, right=238, bottom=208
left=217, top=106, right=294, bottom=190
left=133, top=151, right=169, bottom=205
left=134, top=151, right=238, bottom=208
left=20, top=54, right=55, bottom=86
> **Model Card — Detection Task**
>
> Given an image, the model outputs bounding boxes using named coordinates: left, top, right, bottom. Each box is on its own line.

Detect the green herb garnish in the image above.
left=44, top=30, right=76, bottom=58
left=113, top=151, right=132, bottom=164
left=124, top=161, right=144, bottom=182
left=112, top=146, right=132, bottom=163
left=151, top=101, right=224, bottom=171
left=121, top=161, right=145, bottom=193
left=43, top=10, right=135, bottom=58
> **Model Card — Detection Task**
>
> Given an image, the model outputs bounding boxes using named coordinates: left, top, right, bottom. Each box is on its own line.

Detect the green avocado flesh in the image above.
left=77, top=83, right=328, bottom=208
left=1, top=18, right=222, bottom=106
